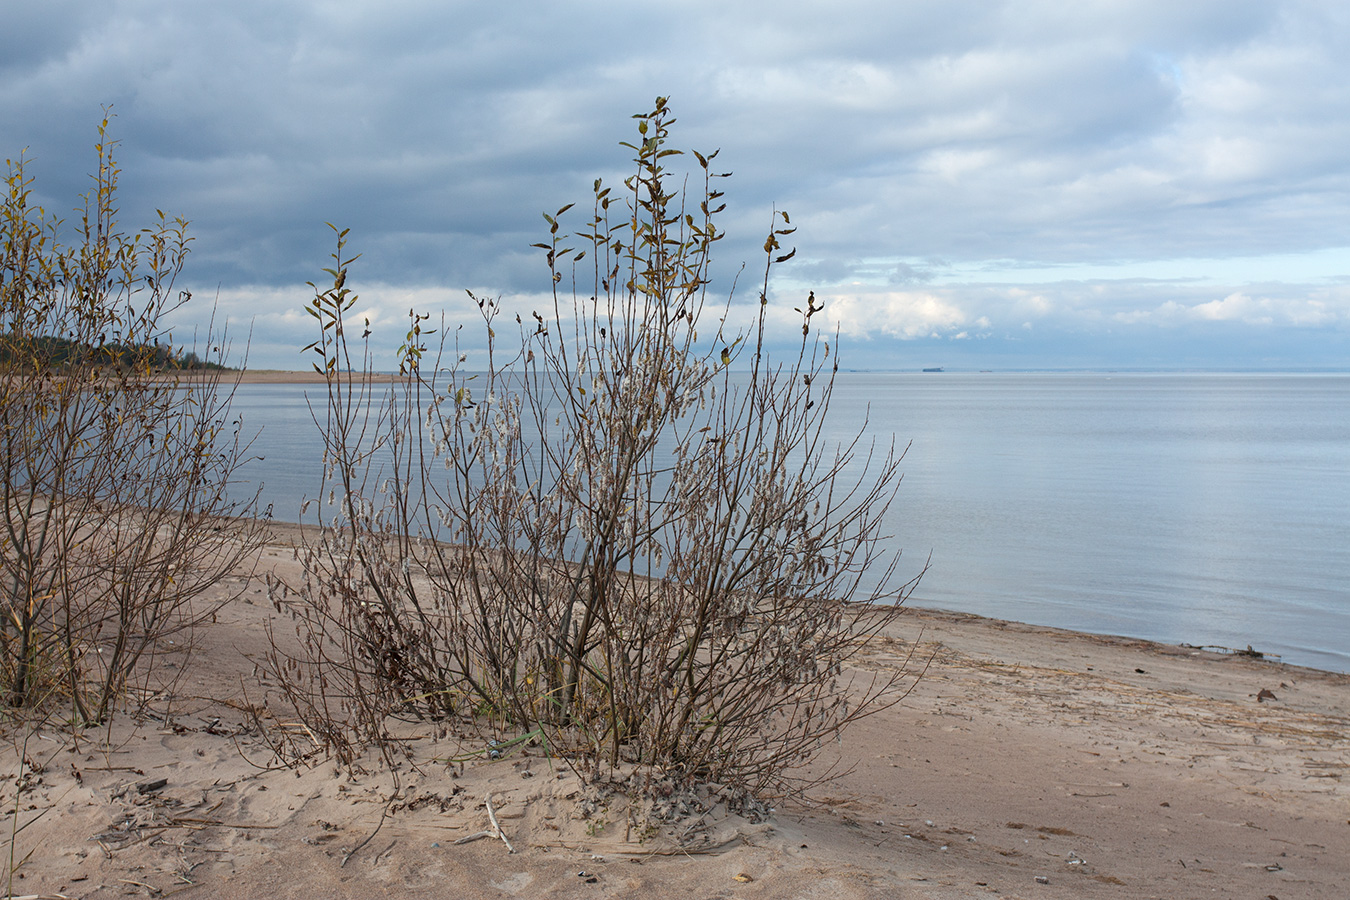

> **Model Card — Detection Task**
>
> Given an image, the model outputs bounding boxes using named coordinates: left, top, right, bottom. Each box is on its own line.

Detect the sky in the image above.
left=3, top=0, right=1350, bottom=371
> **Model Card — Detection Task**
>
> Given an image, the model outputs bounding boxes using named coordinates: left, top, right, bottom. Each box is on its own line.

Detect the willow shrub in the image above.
left=274, top=99, right=922, bottom=796
left=0, top=116, right=262, bottom=724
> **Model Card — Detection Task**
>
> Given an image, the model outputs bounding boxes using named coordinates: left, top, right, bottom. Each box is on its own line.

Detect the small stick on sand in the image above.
left=453, top=830, right=496, bottom=845
left=486, top=794, right=515, bottom=854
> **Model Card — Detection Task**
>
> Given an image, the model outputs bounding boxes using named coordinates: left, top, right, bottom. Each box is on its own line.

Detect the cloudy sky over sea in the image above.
left=4, top=1, right=1349, bottom=370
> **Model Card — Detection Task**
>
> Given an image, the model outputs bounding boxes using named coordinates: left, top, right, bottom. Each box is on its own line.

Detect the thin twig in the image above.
left=340, top=794, right=394, bottom=868
left=452, top=831, right=496, bottom=845
left=485, top=794, right=514, bottom=854
left=169, top=817, right=280, bottom=830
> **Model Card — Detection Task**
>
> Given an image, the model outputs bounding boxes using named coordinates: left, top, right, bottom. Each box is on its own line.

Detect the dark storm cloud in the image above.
left=3, top=1, right=1349, bottom=368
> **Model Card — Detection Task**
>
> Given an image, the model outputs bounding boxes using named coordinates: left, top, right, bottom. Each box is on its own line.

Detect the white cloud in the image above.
left=1112, top=300, right=1188, bottom=325
left=1007, top=289, right=1054, bottom=318
left=824, top=289, right=972, bottom=339
left=1191, top=292, right=1268, bottom=323
left=1188, top=291, right=1346, bottom=327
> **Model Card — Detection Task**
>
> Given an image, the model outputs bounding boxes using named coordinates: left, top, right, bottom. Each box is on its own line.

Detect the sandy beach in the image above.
left=4, top=525, right=1347, bottom=899
left=214, top=369, right=335, bottom=385
left=223, top=370, right=387, bottom=385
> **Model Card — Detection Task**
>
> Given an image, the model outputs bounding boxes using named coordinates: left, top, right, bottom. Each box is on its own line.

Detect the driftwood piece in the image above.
left=485, top=794, right=515, bottom=854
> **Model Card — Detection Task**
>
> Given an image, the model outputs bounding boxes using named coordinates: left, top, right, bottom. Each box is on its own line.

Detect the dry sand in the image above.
left=226, top=370, right=335, bottom=385
left=4, top=526, right=1347, bottom=899
left=215, top=370, right=394, bottom=385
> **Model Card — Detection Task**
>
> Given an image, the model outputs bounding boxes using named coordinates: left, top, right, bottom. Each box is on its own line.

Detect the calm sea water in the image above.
left=234, top=373, right=1350, bottom=673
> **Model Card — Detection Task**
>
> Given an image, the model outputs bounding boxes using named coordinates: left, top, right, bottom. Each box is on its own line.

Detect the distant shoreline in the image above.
left=229, top=369, right=383, bottom=384
left=228, top=368, right=1350, bottom=381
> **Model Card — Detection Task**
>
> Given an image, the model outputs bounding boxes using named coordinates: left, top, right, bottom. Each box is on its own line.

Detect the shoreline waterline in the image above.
left=227, top=371, right=1350, bottom=673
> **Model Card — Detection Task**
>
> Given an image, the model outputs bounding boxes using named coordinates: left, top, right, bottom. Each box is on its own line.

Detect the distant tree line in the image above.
left=0, top=332, right=230, bottom=373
